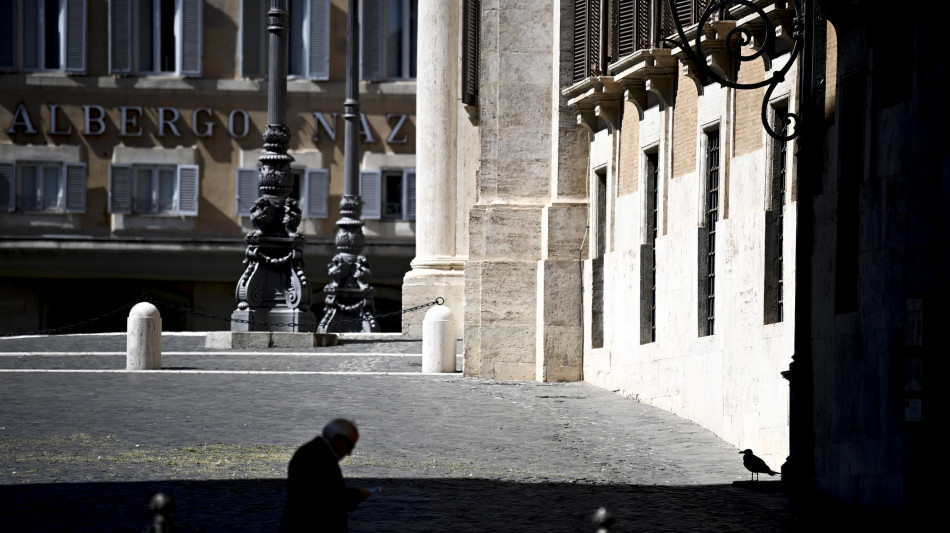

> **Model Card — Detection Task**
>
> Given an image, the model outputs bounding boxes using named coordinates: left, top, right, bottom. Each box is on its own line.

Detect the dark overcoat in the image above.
left=278, top=437, right=361, bottom=533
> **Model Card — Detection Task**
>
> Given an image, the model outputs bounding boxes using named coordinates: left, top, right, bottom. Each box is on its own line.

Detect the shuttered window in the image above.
left=241, top=0, right=266, bottom=78
left=180, top=0, right=203, bottom=77
left=360, top=170, right=382, bottom=219
left=235, top=167, right=259, bottom=216
left=288, top=0, right=330, bottom=79
left=110, top=163, right=200, bottom=216
left=0, top=0, right=87, bottom=73
left=0, top=161, right=86, bottom=213
left=303, top=169, right=330, bottom=218
left=64, top=162, right=87, bottom=212
left=361, top=0, right=416, bottom=81
left=460, top=0, right=479, bottom=106
left=110, top=0, right=203, bottom=76
left=572, top=0, right=608, bottom=83
left=0, top=161, right=16, bottom=212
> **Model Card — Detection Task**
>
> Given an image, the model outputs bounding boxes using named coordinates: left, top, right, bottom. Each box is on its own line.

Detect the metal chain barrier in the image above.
left=0, top=296, right=444, bottom=337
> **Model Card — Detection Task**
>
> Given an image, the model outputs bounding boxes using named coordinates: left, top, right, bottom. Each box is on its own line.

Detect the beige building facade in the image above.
left=1, top=0, right=418, bottom=332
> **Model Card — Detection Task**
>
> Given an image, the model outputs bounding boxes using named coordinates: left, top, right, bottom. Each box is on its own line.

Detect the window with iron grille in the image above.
left=764, top=103, right=788, bottom=324
left=699, top=129, right=719, bottom=336
left=641, top=151, right=659, bottom=344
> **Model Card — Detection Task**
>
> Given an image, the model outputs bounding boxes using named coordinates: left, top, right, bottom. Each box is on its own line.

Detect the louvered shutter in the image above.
left=64, top=0, right=87, bottom=74
left=637, top=0, right=650, bottom=50
left=359, top=170, right=381, bottom=219
left=236, top=167, right=259, bottom=216
left=0, top=161, right=14, bottom=212
left=109, top=164, right=132, bottom=214
left=361, top=0, right=383, bottom=81
left=180, top=0, right=203, bottom=77
left=461, top=0, right=479, bottom=106
left=64, top=163, right=87, bottom=213
left=241, top=0, right=265, bottom=78
left=303, top=169, right=329, bottom=218
left=0, top=0, right=15, bottom=72
left=109, top=0, right=133, bottom=74
left=308, top=0, right=330, bottom=80
left=177, top=164, right=200, bottom=215
left=617, top=0, right=634, bottom=58
left=403, top=168, right=415, bottom=220
left=572, top=0, right=600, bottom=83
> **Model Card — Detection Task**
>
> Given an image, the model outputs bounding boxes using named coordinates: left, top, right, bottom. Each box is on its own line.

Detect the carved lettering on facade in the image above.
left=48, top=104, right=72, bottom=136
left=82, top=105, right=106, bottom=136
left=228, top=109, right=250, bottom=139
left=4, top=104, right=412, bottom=145
left=157, top=107, right=183, bottom=138
left=6, top=103, right=39, bottom=135
left=193, top=108, right=215, bottom=138
left=119, top=107, right=144, bottom=137
left=386, top=113, right=409, bottom=144
left=313, top=112, right=338, bottom=142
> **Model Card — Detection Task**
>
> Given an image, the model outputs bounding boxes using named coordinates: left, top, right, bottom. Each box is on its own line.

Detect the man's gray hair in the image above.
left=323, top=418, right=359, bottom=442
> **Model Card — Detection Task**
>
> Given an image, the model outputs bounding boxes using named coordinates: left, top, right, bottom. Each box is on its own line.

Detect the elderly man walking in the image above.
left=278, top=419, right=372, bottom=532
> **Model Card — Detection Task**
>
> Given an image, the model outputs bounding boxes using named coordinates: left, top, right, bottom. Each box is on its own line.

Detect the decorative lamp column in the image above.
left=232, top=0, right=316, bottom=332
left=317, top=0, right=379, bottom=333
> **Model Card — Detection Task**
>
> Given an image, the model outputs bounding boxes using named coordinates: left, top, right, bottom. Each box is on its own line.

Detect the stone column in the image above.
left=402, top=0, right=466, bottom=338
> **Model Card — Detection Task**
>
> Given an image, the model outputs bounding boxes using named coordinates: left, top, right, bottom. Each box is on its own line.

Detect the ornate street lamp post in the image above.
left=232, top=0, right=316, bottom=332
left=317, top=0, right=379, bottom=333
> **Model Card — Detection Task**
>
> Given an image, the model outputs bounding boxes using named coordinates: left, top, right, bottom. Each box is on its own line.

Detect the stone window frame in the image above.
left=0, top=144, right=86, bottom=220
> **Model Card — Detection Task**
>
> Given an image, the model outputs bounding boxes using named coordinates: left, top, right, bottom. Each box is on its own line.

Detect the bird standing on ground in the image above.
left=740, top=449, right=779, bottom=480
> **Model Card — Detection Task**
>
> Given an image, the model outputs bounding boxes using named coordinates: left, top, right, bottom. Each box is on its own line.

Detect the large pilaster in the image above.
left=402, top=0, right=468, bottom=338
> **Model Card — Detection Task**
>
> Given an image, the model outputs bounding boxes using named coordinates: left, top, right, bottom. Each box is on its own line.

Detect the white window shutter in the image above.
left=180, top=0, right=203, bottom=77
left=241, top=0, right=265, bottom=78
left=109, top=0, right=133, bottom=74
left=0, top=161, right=14, bottom=212
left=177, top=164, right=200, bottom=215
left=308, top=0, right=330, bottom=80
left=236, top=167, right=258, bottom=216
left=404, top=168, right=416, bottom=220
left=109, top=164, right=132, bottom=214
left=359, top=169, right=381, bottom=219
left=64, top=163, right=87, bottom=213
left=64, top=0, right=88, bottom=74
left=304, top=169, right=330, bottom=218
left=360, top=0, right=383, bottom=81
left=0, top=0, right=16, bottom=72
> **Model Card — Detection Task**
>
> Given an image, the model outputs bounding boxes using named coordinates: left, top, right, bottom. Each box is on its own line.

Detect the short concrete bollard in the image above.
left=127, top=302, right=162, bottom=370
left=422, top=305, right=456, bottom=373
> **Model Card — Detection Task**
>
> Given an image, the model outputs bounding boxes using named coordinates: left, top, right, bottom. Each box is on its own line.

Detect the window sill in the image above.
left=0, top=212, right=82, bottom=230
left=111, top=214, right=195, bottom=233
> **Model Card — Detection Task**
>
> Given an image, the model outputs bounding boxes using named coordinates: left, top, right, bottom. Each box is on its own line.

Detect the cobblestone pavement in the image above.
left=0, top=334, right=874, bottom=531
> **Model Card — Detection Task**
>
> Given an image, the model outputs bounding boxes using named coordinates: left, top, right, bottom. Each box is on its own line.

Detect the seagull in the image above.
left=740, top=449, right=779, bottom=480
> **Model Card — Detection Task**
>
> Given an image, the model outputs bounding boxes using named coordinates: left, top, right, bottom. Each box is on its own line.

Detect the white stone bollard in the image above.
left=422, top=305, right=456, bottom=373
left=127, top=302, right=162, bottom=370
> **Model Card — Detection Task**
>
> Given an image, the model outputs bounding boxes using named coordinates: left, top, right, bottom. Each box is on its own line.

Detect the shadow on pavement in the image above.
left=1, top=476, right=902, bottom=532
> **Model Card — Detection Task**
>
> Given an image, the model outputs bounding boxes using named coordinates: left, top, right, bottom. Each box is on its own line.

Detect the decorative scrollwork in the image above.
left=663, top=0, right=804, bottom=140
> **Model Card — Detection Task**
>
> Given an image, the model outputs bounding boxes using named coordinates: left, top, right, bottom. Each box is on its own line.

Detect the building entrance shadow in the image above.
left=0, top=477, right=897, bottom=532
